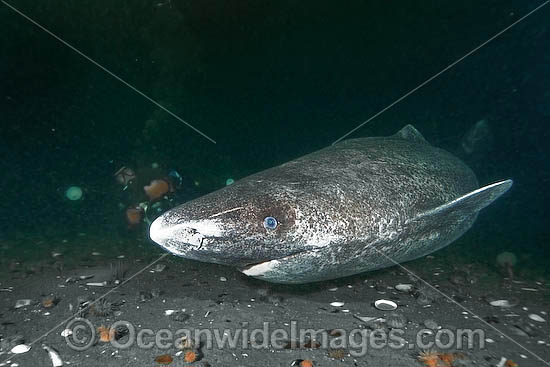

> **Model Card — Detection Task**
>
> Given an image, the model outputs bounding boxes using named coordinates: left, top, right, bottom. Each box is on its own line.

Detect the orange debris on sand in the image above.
left=418, top=350, right=464, bottom=367
left=439, top=353, right=456, bottom=365
left=154, top=354, right=173, bottom=364
left=41, top=296, right=57, bottom=308
left=505, top=360, right=518, bottom=367
left=183, top=349, right=198, bottom=363
left=418, top=350, right=440, bottom=367
left=300, top=360, right=314, bottom=367
left=97, top=325, right=116, bottom=342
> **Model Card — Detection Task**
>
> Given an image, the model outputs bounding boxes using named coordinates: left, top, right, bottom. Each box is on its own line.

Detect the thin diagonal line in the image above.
left=1, top=0, right=216, bottom=144
left=1, top=253, right=169, bottom=364
left=332, top=0, right=550, bottom=145
left=371, top=247, right=550, bottom=366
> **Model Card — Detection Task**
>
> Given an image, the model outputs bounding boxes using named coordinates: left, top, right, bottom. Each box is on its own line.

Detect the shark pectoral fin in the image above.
left=240, top=249, right=323, bottom=284
left=392, top=124, right=427, bottom=144
left=412, top=179, right=513, bottom=224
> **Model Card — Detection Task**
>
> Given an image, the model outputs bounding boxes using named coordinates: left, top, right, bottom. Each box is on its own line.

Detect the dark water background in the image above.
left=1, top=1, right=549, bottom=274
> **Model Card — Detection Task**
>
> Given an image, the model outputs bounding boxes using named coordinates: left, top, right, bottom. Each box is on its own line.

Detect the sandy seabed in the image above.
left=0, top=239, right=549, bottom=367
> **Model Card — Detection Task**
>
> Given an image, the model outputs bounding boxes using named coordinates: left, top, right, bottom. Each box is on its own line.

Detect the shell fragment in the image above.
left=354, top=315, right=382, bottom=323
left=496, top=357, right=507, bottom=367
left=489, top=299, right=512, bottom=308
left=374, top=299, right=397, bottom=311
left=528, top=314, right=546, bottom=322
left=10, top=344, right=31, bottom=354
left=43, top=344, right=63, bottom=367
left=330, top=301, right=345, bottom=307
left=85, top=282, right=107, bottom=287
left=153, top=264, right=166, bottom=272
left=14, top=299, right=32, bottom=309
left=394, top=284, right=413, bottom=292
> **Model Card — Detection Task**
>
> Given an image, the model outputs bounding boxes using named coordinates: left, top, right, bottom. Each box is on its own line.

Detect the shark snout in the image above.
left=149, top=215, right=176, bottom=246
left=149, top=214, right=224, bottom=255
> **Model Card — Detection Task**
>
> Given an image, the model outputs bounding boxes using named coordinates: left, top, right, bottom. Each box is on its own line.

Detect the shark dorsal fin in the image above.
left=412, top=180, right=513, bottom=223
left=392, top=124, right=427, bottom=144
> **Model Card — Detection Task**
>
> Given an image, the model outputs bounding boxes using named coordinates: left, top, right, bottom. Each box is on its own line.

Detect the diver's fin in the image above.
left=392, top=124, right=427, bottom=144
left=412, top=180, right=513, bottom=223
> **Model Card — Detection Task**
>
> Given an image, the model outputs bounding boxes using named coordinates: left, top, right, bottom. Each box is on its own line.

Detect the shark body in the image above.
left=149, top=125, right=512, bottom=283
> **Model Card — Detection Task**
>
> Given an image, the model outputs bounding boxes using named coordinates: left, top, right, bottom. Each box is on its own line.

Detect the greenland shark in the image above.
left=149, top=125, right=512, bottom=283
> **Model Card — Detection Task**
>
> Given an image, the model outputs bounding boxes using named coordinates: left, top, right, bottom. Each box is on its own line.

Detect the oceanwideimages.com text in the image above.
left=65, top=318, right=486, bottom=357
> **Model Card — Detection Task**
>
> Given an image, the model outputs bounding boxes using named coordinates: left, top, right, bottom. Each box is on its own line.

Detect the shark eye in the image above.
left=263, top=216, right=278, bottom=230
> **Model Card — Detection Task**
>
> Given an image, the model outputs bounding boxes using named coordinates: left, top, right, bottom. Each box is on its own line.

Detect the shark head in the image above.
left=149, top=179, right=319, bottom=271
